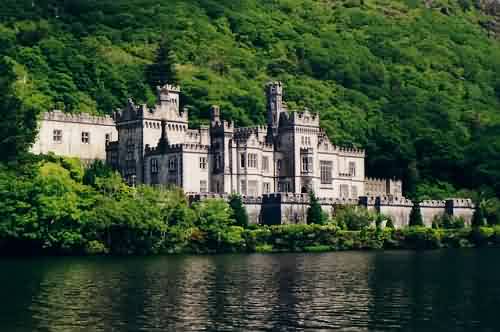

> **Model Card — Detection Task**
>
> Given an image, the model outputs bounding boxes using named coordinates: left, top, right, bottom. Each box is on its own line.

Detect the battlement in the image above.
left=211, top=120, right=234, bottom=133
left=187, top=193, right=228, bottom=201
left=379, top=196, right=413, bottom=206
left=42, top=110, right=115, bottom=126
left=420, top=200, right=446, bottom=208
left=169, top=143, right=210, bottom=152
left=157, top=84, right=180, bottom=94
left=445, top=198, right=474, bottom=209
left=234, top=126, right=267, bottom=136
left=283, top=110, right=320, bottom=127
left=365, top=177, right=386, bottom=184
left=336, top=146, right=365, bottom=156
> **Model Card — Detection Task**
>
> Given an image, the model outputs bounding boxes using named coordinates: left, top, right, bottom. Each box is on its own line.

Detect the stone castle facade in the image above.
left=31, top=82, right=474, bottom=226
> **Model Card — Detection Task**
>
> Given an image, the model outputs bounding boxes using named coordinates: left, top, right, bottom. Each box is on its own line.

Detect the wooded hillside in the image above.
left=1, top=0, right=499, bottom=198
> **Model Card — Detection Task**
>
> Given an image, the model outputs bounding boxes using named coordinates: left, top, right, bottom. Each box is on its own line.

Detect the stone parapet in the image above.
left=42, top=110, right=115, bottom=126
left=445, top=198, right=474, bottom=209
left=336, top=146, right=365, bottom=156
left=420, top=200, right=446, bottom=208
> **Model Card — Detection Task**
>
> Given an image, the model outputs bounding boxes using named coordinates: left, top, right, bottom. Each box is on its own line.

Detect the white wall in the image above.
left=31, top=111, right=117, bottom=161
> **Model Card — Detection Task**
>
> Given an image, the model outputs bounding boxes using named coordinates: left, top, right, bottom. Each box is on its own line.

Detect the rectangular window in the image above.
left=240, top=153, right=246, bottom=168
left=168, top=157, right=177, bottom=170
left=248, top=153, right=258, bottom=168
left=151, top=159, right=159, bottom=174
left=262, top=156, right=269, bottom=171
left=320, top=161, right=333, bottom=184
left=105, top=133, right=111, bottom=145
left=277, top=159, right=282, bottom=172
left=200, top=180, right=208, bottom=192
left=240, top=180, right=247, bottom=195
left=263, top=182, right=271, bottom=194
left=349, top=161, right=356, bottom=177
left=248, top=180, right=258, bottom=196
left=302, top=156, right=312, bottom=172
left=351, top=186, right=358, bottom=199
left=53, top=130, right=62, bottom=143
left=81, top=132, right=90, bottom=144
left=340, top=184, right=349, bottom=198
left=215, top=154, right=222, bottom=170
left=199, top=157, right=207, bottom=169
left=278, top=182, right=290, bottom=193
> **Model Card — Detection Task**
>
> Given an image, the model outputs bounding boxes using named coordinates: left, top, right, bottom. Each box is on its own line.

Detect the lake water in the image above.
left=1, top=249, right=499, bottom=331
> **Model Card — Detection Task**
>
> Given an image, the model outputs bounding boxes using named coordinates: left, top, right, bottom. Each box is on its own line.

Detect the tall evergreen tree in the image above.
left=471, top=200, right=486, bottom=228
left=307, top=191, right=327, bottom=225
left=146, top=37, right=178, bottom=88
left=409, top=202, right=424, bottom=227
left=229, top=194, right=248, bottom=228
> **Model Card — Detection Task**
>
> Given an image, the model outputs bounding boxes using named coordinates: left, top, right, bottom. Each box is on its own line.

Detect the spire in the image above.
left=266, top=81, right=284, bottom=140
left=157, top=119, right=169, bottom=153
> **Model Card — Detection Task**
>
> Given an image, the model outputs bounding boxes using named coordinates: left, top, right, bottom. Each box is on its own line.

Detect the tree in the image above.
left=146, top=37, right=178, bottom=89
left=229, top=194, right=249, bottom=228
left=409, top=203, right=424, bottom=227
left=307, top=191, right=327, bottom=225
left=471, top=201, right=486, bottom=228
left=0, top=58, right=40, bottom=163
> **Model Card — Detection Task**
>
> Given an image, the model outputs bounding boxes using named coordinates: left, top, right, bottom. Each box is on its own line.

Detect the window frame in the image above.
left=320, top=160, right=333, bottom=184
left=81, top=131, right=90, bottom=144
left=53, top=129, right=62, bottom=143
left=151, top=159, right=159, bottom=174
left=199, top=157, right=207, bottom=170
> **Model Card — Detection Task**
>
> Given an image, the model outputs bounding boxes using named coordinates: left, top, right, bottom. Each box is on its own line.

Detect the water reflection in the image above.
left=1, top=250, right=500, bottom=331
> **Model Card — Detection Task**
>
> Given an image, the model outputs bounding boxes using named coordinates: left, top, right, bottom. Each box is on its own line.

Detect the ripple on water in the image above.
left=1, top=250, right=500, bottom=331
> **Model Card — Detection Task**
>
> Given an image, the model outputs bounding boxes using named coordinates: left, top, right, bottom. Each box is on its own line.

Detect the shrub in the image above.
left=385, top=218, right=395, bottom=229
left=402, top=227, right=442, bottom=249
left=255, top=244, right=274, bottom=253
left=303, top=245, right=331, bottom=252
left=335, top=206, right=375, bottom=231
left=307, top=191, right=328, bottom=225
left=409, top=204, right=424, bottom=227
left=229, top=194, right=249, bottom=228
left=84, top=240, right=109, bottom=255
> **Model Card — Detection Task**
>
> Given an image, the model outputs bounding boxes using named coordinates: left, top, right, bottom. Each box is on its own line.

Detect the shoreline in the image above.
left=2, top=225, right=499, bottom=257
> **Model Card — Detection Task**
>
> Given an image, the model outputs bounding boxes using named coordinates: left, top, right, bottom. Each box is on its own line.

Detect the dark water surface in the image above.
left=1, top=249, right=499, bottom=331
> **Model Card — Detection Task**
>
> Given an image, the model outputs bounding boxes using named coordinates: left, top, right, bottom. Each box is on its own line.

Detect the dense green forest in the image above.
left=1, top=0, right=500, bottom=199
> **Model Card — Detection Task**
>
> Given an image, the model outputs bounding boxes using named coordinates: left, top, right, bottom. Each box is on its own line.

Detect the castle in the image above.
left=31, top=82, right=474, bottom=226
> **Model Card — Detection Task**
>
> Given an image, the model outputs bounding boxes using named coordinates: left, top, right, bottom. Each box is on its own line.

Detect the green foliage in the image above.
left=0, top=57, right=41, bottom=162
left=334, top=205, right=375, bottom=230
left=229, top=194, right=249, bottom=228
left=435, top=213, right=466, bottom=229
left=409, top=204, right=424, bottom=227
left=146, top=37, right=179, bottom=88
left=307, top=191, right=327, bottom=225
